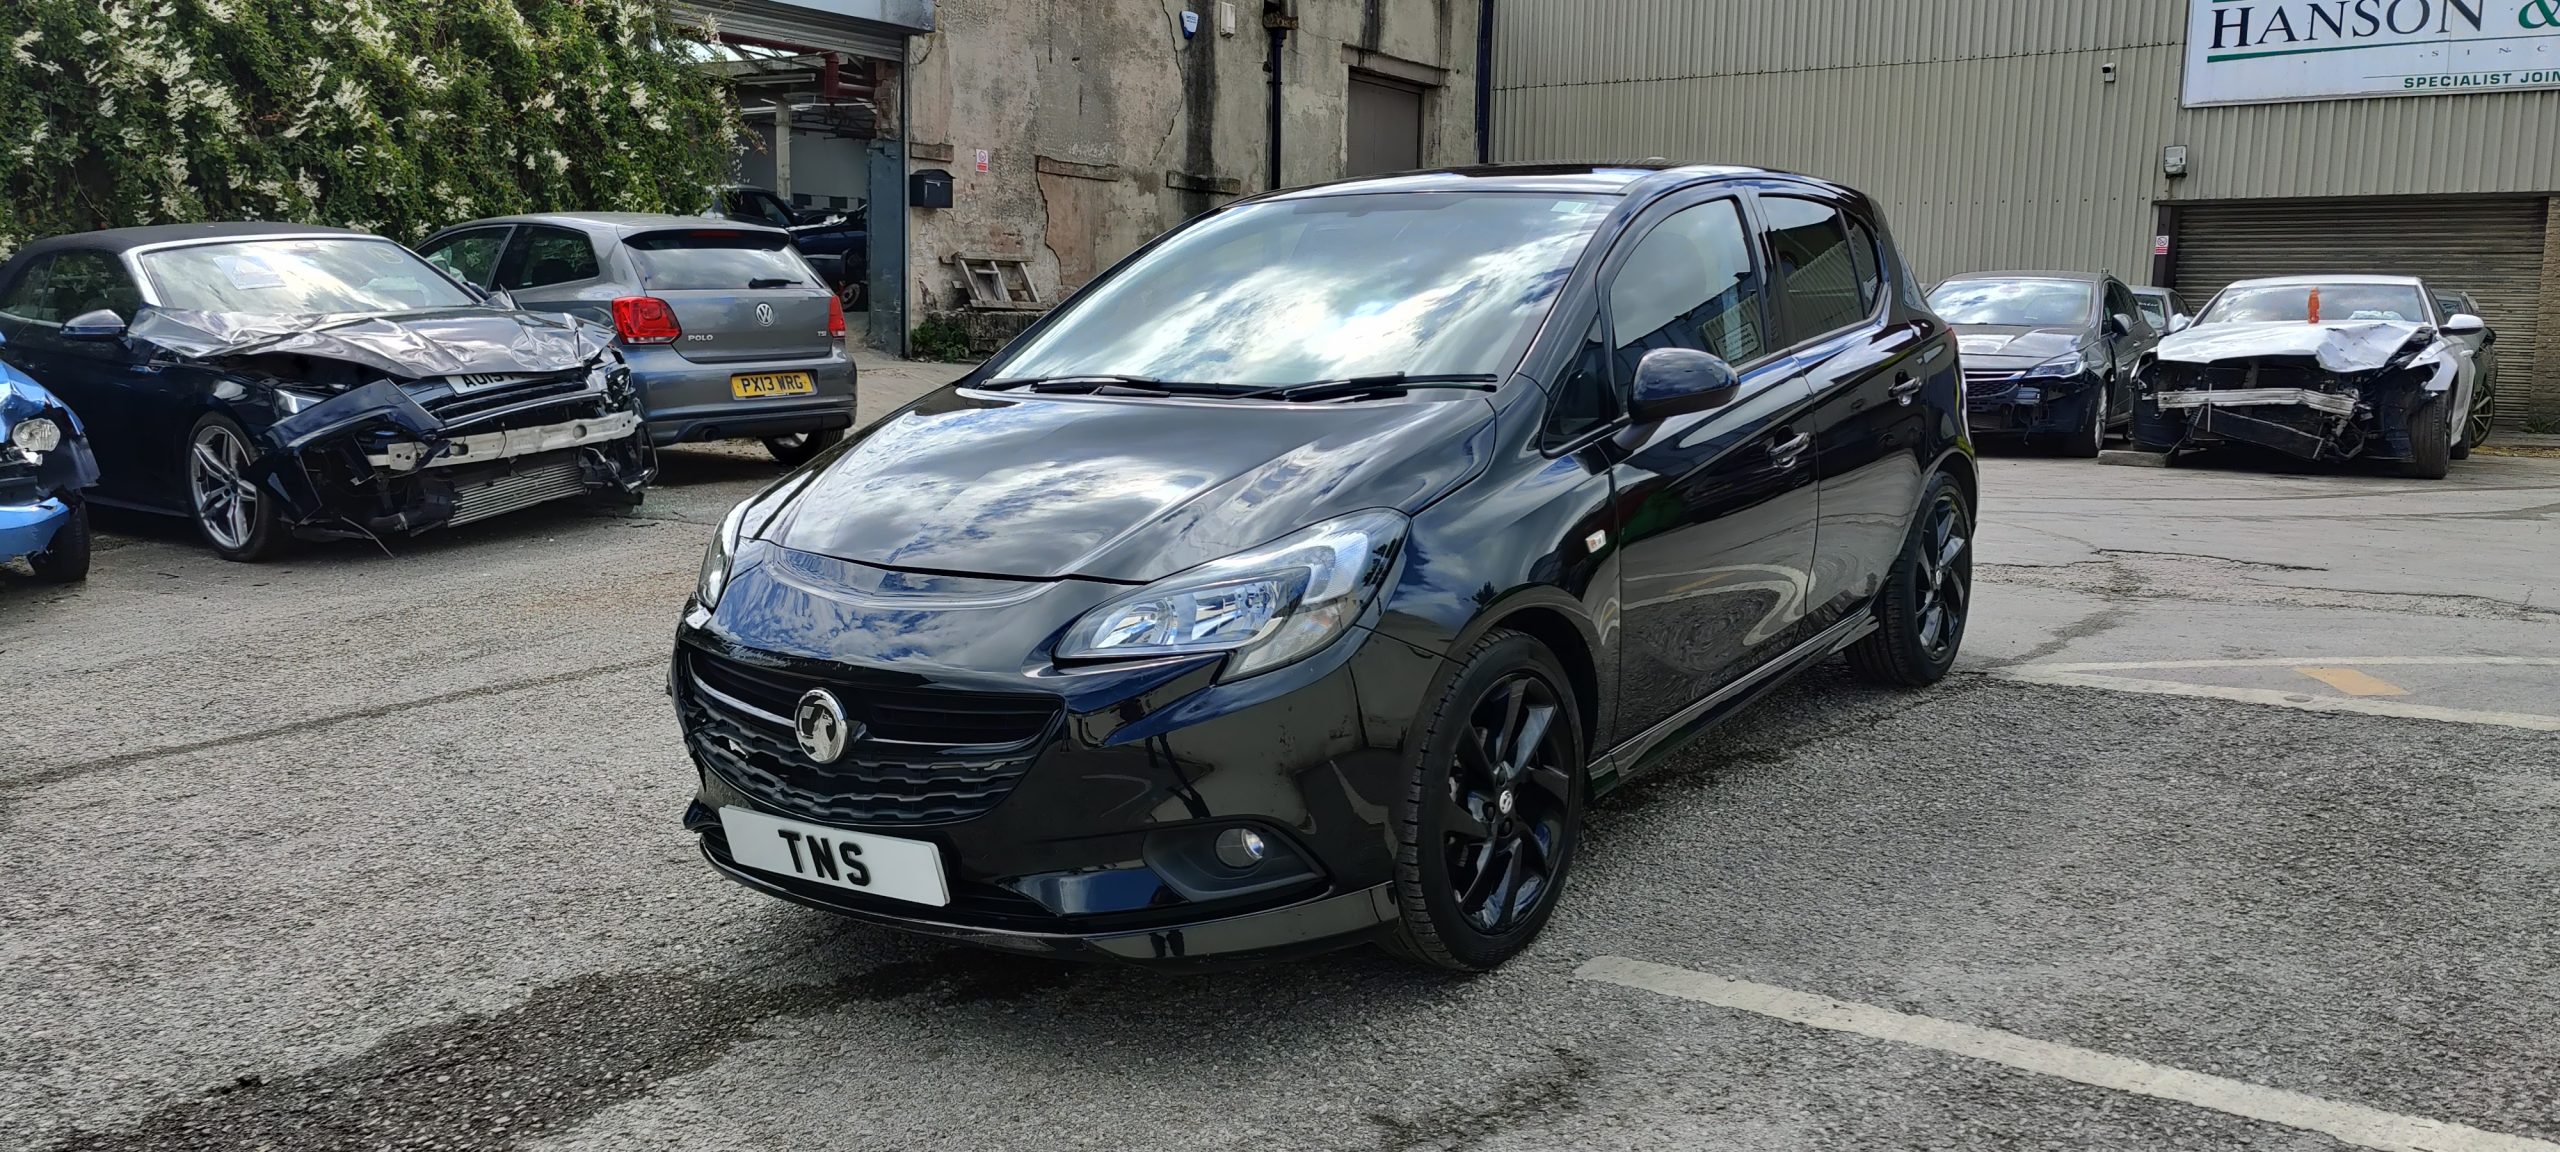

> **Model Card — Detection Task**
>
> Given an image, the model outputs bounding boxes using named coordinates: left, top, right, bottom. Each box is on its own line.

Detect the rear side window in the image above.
left=498, top=226, right=600, bottom=290
left=1762, top=195, right=1875, bottom=345
left=628, top=231, right=811, bottom=290
left=1608, top=198, right=1766, bottom=382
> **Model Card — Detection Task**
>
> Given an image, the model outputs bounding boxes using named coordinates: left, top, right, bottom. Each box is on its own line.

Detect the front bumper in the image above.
left=671, top=613, right=1440, bottom=965
left=0, top=497, right=71, bottom=561
left=1964, top=371, right=2102, bottom=438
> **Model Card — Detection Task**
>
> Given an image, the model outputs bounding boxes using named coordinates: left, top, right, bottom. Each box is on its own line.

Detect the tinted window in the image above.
left=500, top=226, right=601, bottom=290
left=1544, top=317, right=1617, bottom=446
left=1762, top=196, right=1869, bottom=344
left=1609, top=198, right=1764, bottom=382
left=2105, top=281, right=2145, bottom=333
left=420, top=229, right=508, bottom=288
left=725, top=190, right=798, bottom=229
left=994, top=192, right=1611, bottom=386
left=628, top=231, right=813, bottom=290
left=1928, top=278, right=2094, bottom=327
left=0, top=251, right=141, bottom=323
left=140, top=239, right=476, bottom=314
left=2200, top=282, right=2428, bottom=325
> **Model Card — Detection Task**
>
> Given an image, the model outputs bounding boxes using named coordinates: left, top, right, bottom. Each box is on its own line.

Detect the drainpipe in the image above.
left=1265, top=4, right=1296, bottom=190
left=1475, top=0, right=1495, bottom=164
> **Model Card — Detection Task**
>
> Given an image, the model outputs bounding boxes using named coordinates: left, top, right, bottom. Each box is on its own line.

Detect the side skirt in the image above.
left=1585, top=608, right=1878, bottom=796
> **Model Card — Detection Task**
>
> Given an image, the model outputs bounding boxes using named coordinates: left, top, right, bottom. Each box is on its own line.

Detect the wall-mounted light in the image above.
left=2163, top=145, right=2190, bottom=178
left=2102, top=62, right=2118, bottom=83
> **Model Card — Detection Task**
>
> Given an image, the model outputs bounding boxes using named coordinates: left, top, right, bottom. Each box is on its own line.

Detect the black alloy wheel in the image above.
left=2062, top=382, right=2107, bottom=459
left=764, top=427, right=844, bottom=467
left=1387, top=631, right=1586, bottom=972
left=1846, top=471, right=1973, bottom=687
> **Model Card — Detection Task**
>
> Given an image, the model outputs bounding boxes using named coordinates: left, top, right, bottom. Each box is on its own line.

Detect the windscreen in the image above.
left=2201, top=283, right=2430, bottom=324
left=2133, top=293, right=2169, bottom=327
left=629, top=231, right=811, bottom=290
left=989, top=192, right=1612, bottom=386
left=141, top=239, right=477, bottom=315
left=1926, top=278, right=2093, bottom=327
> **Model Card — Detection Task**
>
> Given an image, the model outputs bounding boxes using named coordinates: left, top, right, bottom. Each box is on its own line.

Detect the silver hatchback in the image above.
left=418, top=213, right=856, bottom=465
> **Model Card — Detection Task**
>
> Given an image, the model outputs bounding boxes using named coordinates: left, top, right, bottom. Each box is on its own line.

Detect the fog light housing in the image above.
left=1215, top=828, right=1268, bottom=869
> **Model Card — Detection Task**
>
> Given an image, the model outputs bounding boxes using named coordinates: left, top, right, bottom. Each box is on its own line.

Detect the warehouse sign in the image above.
left=2184, top=0, right=2560, bottom=106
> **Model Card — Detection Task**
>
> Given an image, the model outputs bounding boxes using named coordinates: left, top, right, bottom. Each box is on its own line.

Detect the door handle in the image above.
left=1768, top=432, right=1812, bottom=467
left=1889, top=375, right=1922, bottom=406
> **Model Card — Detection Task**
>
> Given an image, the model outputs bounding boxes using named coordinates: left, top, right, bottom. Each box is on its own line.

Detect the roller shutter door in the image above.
left=2173, top=197, right=2545, bottom=430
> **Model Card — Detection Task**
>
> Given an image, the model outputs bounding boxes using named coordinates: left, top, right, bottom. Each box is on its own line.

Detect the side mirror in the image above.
left=2443, top=313, right=2487, bottom=336
left=2106, top=312, right=2134, bottom=338
left=61, top=309, right=128, bottom=340
left=1628, top=347, right=1740, bottom=420
left=2169, top=313, right=2192, bottom=333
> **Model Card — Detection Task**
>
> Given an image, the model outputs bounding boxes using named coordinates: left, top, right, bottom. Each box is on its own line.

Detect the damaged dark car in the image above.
left=0, top=224, right=654, bottom=560
left=2130, top=275, right=2482, bottom=480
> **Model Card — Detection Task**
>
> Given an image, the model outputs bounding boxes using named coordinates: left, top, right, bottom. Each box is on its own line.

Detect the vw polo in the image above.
left=674, top=165, right=1976, bottom=969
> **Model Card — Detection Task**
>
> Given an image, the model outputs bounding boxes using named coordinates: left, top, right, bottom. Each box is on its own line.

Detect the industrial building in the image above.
left=1488, top=0, right=2560, bottom=429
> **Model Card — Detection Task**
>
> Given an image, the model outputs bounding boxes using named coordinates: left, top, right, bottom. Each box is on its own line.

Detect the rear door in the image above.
left=490, top=224, right=608, bottom=320
left=1769, top=191, right=1929, bottom=629
left=625, top=228, right=834, bottom=365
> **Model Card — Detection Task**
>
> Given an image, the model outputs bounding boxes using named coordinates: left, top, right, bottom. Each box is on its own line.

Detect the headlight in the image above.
left=274, top=389, right=330, bottom=415
left=10, top=417, right=61, bottom=455
left=1057, top=509, right=1407, bottom=680
left=2024, top=352, right=2087, bottom=379
left=697, top=499, right=751, bottom=610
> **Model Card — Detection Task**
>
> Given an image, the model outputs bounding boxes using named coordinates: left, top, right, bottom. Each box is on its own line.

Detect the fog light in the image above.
left=1214, top=828, right=1268, bottom=869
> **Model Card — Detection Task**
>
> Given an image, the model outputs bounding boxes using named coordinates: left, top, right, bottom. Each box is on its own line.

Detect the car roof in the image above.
left=7, top=221, right=373, bottom=260
left=1259, top=162, right=1820, bottom=201
left=430, top=212, right=792, bottom=239
left=1939, top=270, right=2106, bottom=284
left=2225, top=273, right=2426, bottom=288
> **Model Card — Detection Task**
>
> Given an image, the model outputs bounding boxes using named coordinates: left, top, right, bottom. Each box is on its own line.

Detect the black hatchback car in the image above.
left=674, top=165, right=1976, bottom=970
left=1928, top=271, right=2158, bottom=457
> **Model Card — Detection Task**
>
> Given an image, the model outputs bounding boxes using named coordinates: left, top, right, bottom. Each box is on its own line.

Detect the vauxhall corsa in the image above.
left=671, top=165, right=1977, bottom=970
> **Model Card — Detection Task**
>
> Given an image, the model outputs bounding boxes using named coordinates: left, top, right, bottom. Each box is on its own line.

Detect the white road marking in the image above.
left=2017, top=657, right=2560, bottom=671
left=1988, top=668, right=2560, bottom=732
left=1578, top=957, right=2560, bottom=1152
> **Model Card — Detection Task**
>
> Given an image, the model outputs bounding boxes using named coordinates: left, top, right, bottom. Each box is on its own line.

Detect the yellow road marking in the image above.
left=2295, top=667, right=2409, bottom=697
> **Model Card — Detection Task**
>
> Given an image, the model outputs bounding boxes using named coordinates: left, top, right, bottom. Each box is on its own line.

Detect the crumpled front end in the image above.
left=0, top=371, right=100, bottom=564
left=2131, top=322, right=2454, bottom=463
left=135, top=307, right=659, bottom=541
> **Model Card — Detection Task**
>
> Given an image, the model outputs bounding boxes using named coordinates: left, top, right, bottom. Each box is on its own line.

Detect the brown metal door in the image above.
left=1347, top=73, right=1424, bottom=177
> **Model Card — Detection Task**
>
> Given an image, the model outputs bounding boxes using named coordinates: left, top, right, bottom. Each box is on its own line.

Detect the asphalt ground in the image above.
left=5, top=373, right=2557, bottom=1152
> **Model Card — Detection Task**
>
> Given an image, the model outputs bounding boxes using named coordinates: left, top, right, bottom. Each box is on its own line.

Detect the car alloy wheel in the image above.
left=1912, top=488, right=1972, bottom=661
left=2464, top=376, right=2496, bottom=452
left=190, top=421, right=260, bottom=552
left=1443, top=672, right=1573, bottom=936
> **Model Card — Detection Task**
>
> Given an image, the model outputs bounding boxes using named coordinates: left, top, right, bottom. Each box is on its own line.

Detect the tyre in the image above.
left=1846, top=471, right=1973, bottom=688
left=1383, top=630, right=1587, bottom=972
left=186, top=413, right=283, bottom=562
left=2403, top=396, right=2452, bottom=480
left=2059, top=383, right=2106, bottom=459
left=2460, top=372, right=2496, bottom=458
left=27, top=497, right=91, bottom=583
left=763, top=427, right=844, bottom=468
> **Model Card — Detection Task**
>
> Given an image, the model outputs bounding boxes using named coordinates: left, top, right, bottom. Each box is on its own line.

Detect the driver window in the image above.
left=1607, top=198, right=1765, bottom=389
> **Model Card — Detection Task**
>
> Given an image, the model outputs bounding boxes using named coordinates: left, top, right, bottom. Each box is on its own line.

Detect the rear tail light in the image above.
left=826, top=294, right=847, bottom=340
left=612, top=296, right=682, bottom=344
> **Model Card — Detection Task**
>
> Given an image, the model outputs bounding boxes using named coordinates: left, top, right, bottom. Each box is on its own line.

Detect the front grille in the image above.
left=422, top=374, right=596, bottom=425
left=687, top=647, right=1059, bottom=749
left=448, top=459, right=589, bottom=525
left=681, top=685, right=1040, bottom=825
left=1962, top=368, right=2022, bottom=397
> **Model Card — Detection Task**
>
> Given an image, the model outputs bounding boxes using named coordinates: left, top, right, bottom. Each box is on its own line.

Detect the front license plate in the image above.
left=718, top=806, right=950, bottom=906
left=731, top=372, right=816, bottom=399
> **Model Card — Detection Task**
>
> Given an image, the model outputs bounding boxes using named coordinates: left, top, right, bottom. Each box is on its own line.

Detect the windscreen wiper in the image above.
left=979, top=374, right=1259, bottom=397
left=1243, top=373, right=1502, bottom=402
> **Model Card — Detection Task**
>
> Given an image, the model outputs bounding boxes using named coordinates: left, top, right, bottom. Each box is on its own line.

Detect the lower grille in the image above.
left=449, top=460, right=589, bottom=525
left=686, top=647, right=1059, bottom=749
left=682, top=687, right=1038, bottom=825
left=1963, top=369, right=2022, bottom=397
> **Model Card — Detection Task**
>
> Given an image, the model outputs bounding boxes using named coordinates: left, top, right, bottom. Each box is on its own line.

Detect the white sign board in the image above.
left=2183, top=0, right=2560, bottom=107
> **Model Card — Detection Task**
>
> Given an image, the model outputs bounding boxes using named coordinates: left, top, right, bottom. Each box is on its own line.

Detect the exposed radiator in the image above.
left=449, top=460, right=589, bottom=526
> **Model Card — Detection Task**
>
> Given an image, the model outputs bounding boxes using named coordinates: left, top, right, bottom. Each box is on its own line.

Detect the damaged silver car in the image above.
left=0, top=223, right=655, bottom=560
left=2130, top=275, right=2482, bottom=479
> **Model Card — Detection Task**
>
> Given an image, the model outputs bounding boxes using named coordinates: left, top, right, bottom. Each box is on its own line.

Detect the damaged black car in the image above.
left=2130, top=275, right=2483, bottom=480
left=0, top=223, right=654, bottom=560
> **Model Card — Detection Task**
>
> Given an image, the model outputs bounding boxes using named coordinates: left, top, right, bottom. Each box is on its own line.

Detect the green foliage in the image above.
left=909, top=314, right=974, bottom=362
left=0, top=0, right=741, bottom=257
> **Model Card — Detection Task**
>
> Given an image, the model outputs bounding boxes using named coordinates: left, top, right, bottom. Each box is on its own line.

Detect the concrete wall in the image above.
left=898, top=0, right=1478, bottom=334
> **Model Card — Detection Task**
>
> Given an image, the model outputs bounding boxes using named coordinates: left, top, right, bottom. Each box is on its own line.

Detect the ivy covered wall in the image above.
left=0, top=0, right=741, bottom=259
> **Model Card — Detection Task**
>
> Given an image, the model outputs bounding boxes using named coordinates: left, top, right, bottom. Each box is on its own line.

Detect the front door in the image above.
left=1605, top=194, right=1820, bottom=747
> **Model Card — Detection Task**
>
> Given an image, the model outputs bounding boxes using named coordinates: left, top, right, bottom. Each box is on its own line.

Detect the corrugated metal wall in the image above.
left=1491, top=0, right=2560, bottom=286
